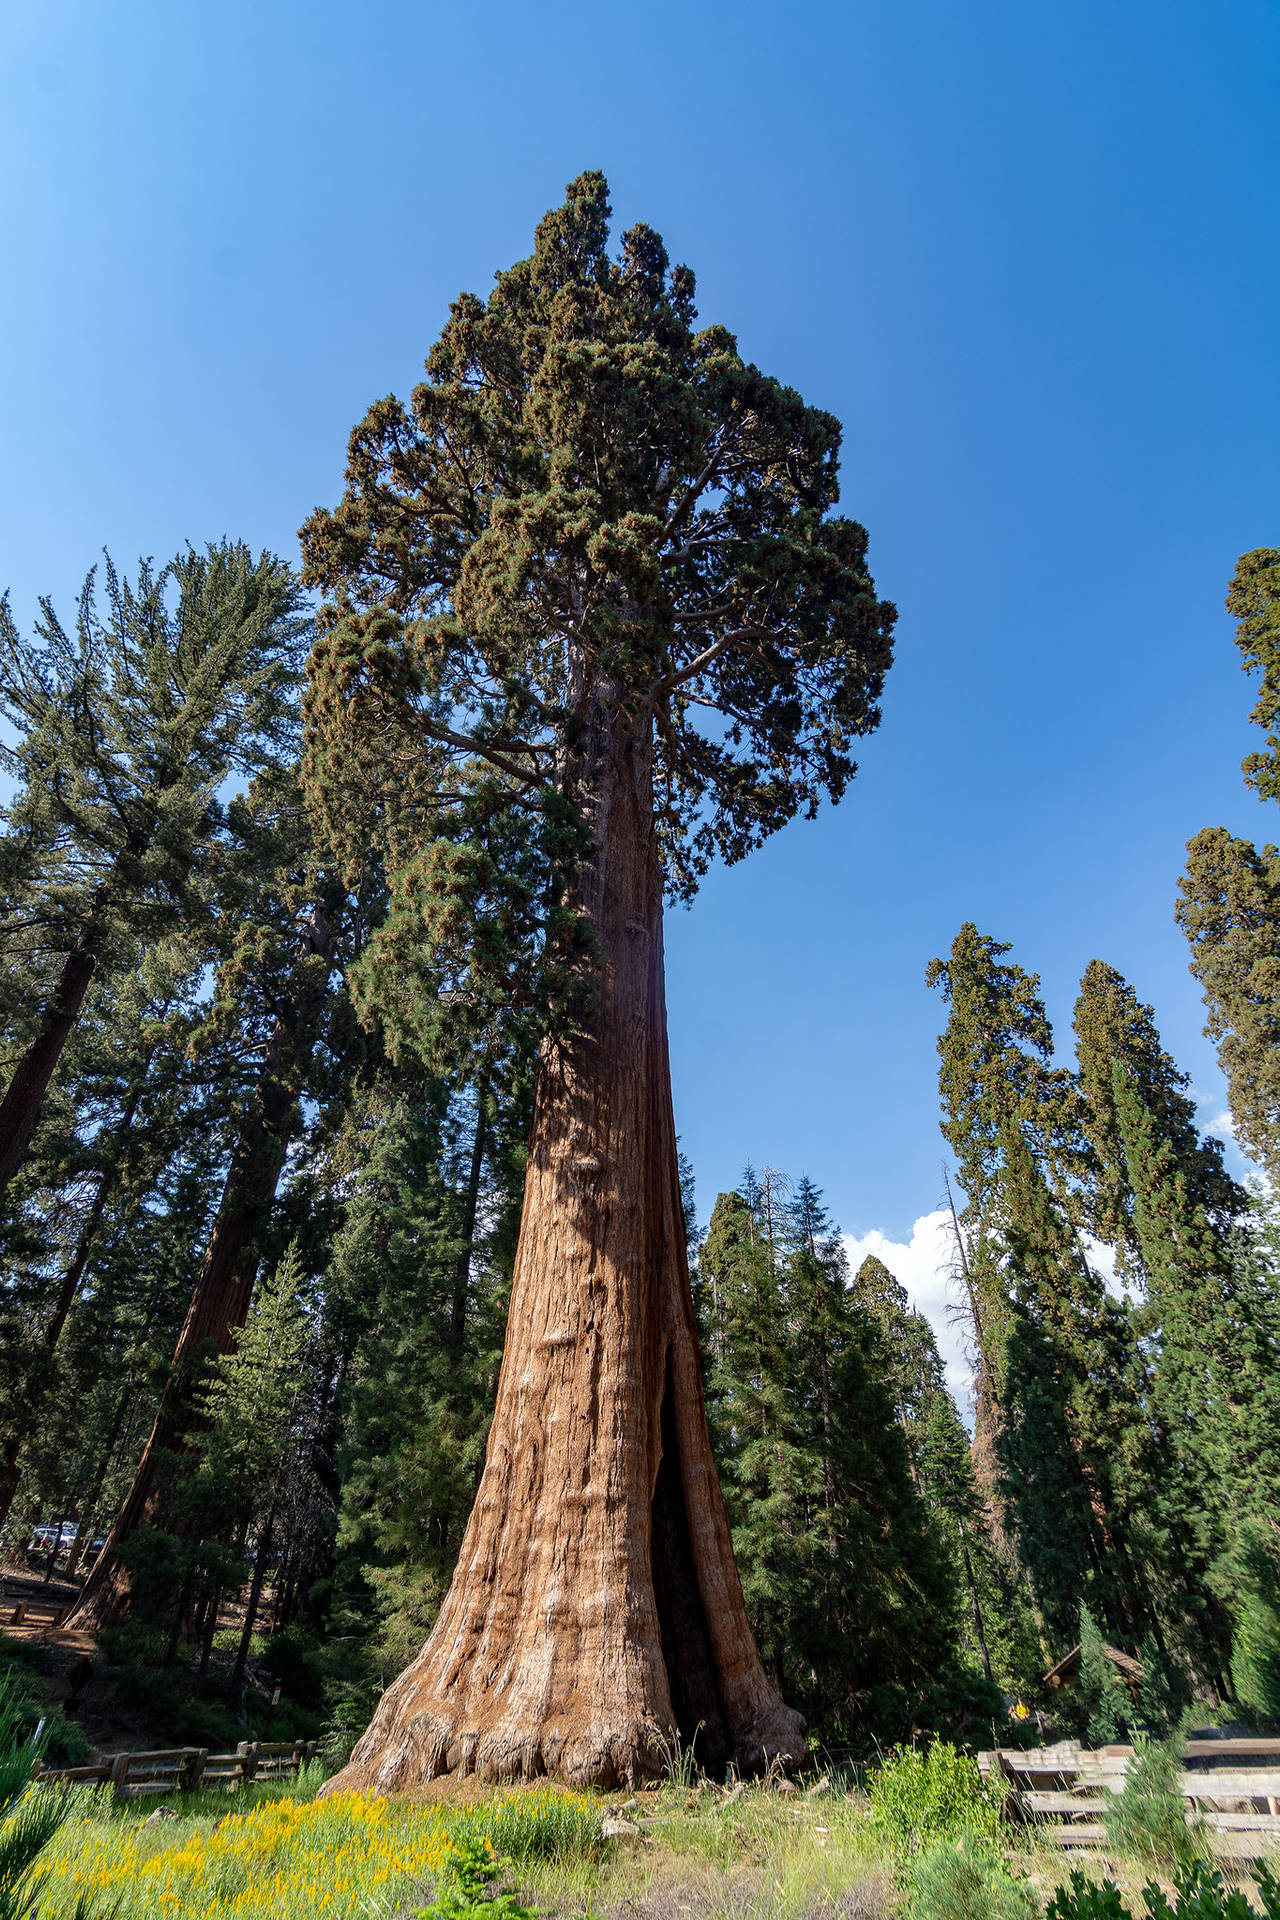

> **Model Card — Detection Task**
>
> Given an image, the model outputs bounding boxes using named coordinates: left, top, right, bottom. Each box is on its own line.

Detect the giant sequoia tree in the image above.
left=300, top=174, right=894, bottom=1789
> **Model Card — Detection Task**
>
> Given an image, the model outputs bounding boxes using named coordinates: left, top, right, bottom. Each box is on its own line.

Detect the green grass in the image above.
left=25, top=1769, right=1280, bottom=1920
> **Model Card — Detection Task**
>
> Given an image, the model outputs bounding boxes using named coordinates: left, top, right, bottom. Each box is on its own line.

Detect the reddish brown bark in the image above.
left=0, top=929, right=101, bottom=1198
left=327, top=708, right=804, bottom=1791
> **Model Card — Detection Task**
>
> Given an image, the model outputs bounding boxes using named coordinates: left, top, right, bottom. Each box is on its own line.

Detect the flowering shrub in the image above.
left=41, top=1782, right=599, bottom=1918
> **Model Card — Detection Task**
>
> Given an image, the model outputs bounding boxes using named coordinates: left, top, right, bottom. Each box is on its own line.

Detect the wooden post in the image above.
left=236, top=1740, right=259, bottom=1785
left=10, top=1603, right=24, bottom=1625
left=108, top=1751, right=132, bottom=1798
left=179, top=1748, right=208, bottom=1792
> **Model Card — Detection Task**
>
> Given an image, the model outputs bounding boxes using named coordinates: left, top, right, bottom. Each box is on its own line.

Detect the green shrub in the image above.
left=902, top=1835, right=1039, bottom=1920
left=0, top=1668, right=92, bottom=1920
left=867, top=1740, right=1004, bottom=1856
left=415, top=1835, right=537, bottom=1919
left=1046, top=1859, right=1280, bottom=1919
left=1102, top=1734, right=1203, bottom=1871
left=0, top=1637, right=89, bottom=1765
left=1080, top=1605, right=1129, bottom=1747
left=1229, top=1538, right=1280, bottom=1727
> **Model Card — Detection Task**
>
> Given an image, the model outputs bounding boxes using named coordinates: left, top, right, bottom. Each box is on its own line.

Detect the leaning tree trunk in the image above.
left=0, top=919, right=103, bottom=1199
left=326, top=706, right=805, bottom=1793
left=68, top=899, right=340, bottom=1629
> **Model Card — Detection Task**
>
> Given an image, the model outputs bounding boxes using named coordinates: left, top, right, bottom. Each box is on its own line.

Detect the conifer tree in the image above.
left=699, top=1178, right=986, bottom=1751
left=1226, top=546, right=1280, bottom=805
left=302, top=173, right=894, bottom=1788
left=1112, top=1061, right=1280, bottom=1688
left=848, top=1254, right=1040, bottom=1696
left=1178, top=829, right=1280, bottom=1183
left=1073, top=958, right=1244, bottom=1276
left=327, top=1082, right=516, bottom=1674
left=0, top=930, right=217, bottom=1532
left=69, top=775, right=346, bottom=1628
left=1176, top=548, right=1280, bottom=1180
left=197, top=1240, right=328, bottom=1707
left=928, top=926, right=1155, bottom=1653
left=925, top=925, right=1081, bottom=1430
left=0, top=545, right=308, bottom=1198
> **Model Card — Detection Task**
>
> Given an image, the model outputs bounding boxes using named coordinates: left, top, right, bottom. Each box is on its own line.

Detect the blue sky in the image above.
left=2, top=1, right=1277, bottom=1306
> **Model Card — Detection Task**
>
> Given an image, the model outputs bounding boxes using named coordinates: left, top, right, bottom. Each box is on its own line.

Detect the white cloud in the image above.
left=842, top=1210, right=976, bottom=1413
left=841, top=1215, right=1137, bottom=1424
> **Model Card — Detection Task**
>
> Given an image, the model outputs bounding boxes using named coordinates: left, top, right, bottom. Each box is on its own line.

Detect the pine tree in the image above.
left=327, top=1083, right=513, bottom=1676
left=848, top=1255, right=1041, bottom=1697
left=0, top=929, right=219, bottom=1533
left=699, top=1177, right=985, bottom=1754
left=197, top=1240, right=329, bottom=1705
left=1226, top=546, right=1280, bottom=806
left=928, top=926, right=1157, bottom=1655
left=925, top=925, right=1081, bottom=1432
left=1073, top=959, right=1244, bottom=1278
left=1112, top=1061, right=1280, bottom=1688
left=0, top=545, right=308, bottom=1197
left=301, top=172, right=895, bottom=1788
left=70, top=773, right=347, bottom=1627
left=1176, top=548, right=1280, bottom=1181
left=1178, top=829, right=1280, bottom=1184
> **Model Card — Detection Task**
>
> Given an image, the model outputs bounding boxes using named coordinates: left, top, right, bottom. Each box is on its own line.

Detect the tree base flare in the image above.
left=323, top=1675, right=805, bottom=1794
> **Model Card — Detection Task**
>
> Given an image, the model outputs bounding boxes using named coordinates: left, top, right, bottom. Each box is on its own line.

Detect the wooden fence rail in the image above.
left=978, top=1741, right=1280, bottom=1860
left=33, top=1739, right=318, bottom=1800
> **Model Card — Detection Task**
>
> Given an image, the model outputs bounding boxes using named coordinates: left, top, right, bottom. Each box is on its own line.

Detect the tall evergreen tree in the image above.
left=0, top=545, right=308, bottom=1197
left=1073, top=959, right=1244, bottom=1275
left=1112, top=1061, right=1280, bottom=1687
left=1176, top=548, right=1280, bottom=1181
left=70, top=774, right=347, bottom=1627
left=699, top=1177, right=987, bottom=1753
left=1178, top=829, right=1280, bottom=1184
left=301, top=172, right=895, bottom=1788
left=327, top=1081, right=518, bottom=1676
left=0, top=929, right=218, bottom=1532
left=847, top=1254, right=1041, bottom=1697
left=927, top=926, right=1156, bottom=1654
left=1226, top=546, right=1280, bottom=805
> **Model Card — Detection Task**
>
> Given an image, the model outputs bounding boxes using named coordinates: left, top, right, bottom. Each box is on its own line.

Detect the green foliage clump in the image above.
left=415, top=1837, right=536, bottom=1920
left=1047, top=1860, right=1280, bottom=1920
left=0, top=1668, right=92, bottom=1920
left=1079, top=1605, right=1129, bottom=1747
left=902, top=1836, right=1038, bottom=1920
left=1102, top=1734, right=1203, bottom=1872
left=1228, top=1533, right=1280, bottom=1725
left=866, top=1741, right=1003, bottom=1857
left=0, top=1638, right=88, bottom=1766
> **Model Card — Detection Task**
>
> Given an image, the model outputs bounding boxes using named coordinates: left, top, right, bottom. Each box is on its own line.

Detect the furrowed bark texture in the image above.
left=328, top=711, right=805, bottom=1792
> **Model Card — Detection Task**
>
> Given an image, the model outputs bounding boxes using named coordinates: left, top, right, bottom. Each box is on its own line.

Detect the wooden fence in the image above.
left=34, top=1739, right=318, bottom=1799
left=979, top=1740, right=1280, bottom=1859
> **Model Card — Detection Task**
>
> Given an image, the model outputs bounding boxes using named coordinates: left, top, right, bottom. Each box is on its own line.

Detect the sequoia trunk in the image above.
left=327, top=707, right=804, bottom=1791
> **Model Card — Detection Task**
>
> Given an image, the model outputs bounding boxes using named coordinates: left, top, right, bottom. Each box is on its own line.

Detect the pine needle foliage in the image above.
left=1178, top=828, right=1280, bottom=1186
